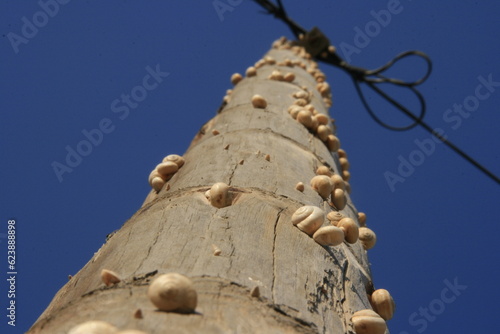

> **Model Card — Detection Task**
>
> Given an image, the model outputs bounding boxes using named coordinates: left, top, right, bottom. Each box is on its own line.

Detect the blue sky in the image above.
left=1, top=1, right=499, bottom=333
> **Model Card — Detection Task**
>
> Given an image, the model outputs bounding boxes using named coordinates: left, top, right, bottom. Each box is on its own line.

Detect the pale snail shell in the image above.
left=326, top=134, right=340, bottom=152
left=358, top=212, right=367, bottom=226
left=291, top=205, right=325, bottom=236
left=316, top=124, right=332, bottom=142
left=246, top=66, right=257, bottom=77
left=351, top=309, right=387, bottom=334
left=288, top=105, right=303, bottom=119
left=326, top=211, right=344, bottom=225
left=208, top=182, right=231, bottom=208
left=315, top=113, right=329, bottom=125
left=100, top=269, right=121, bottom=287
left=148, top=273, right=197, bottom=313
left=313, top=226, right=344, bottom=246
left=231, top=73, right=243, bottom=85
left=295, top=182, right=305, bottom=192
left=331, top=188, right=346, bottom=210
left=293, top=91, right=309, bottom=99
left=370, top=289, right=395, bottom=320
left=252, top=94, right=267, bottom=109
left=338, top=148, right=347, bottom=158
left=151, top=176, right=165, bottom=192
left=283, top=72, right=295, bottom=82
left=156, top=161, right=179, bottom=177
left=316, top=166, right=332, bottom=177
left=68, top=320, right=119, bottom=334
left=163, top=154, right=185, bottom=168
left=337, top=217, right=359, bottom=244
left=339, top=157, right=350, bottom=171
left=296, top=109, right=313, bottom=128
left=359, top=227, right=377, bottom=250
left=310, top=175, right=333, bottom=199
left=330, top=174, right=345, bottom=191
left=269, top=70, right=284, bottom=81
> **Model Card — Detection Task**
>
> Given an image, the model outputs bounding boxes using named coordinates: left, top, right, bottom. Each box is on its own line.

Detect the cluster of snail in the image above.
left=147, top=154, right=185, bottom=192
left=310, top=165, right=350, bottom=210
left=69, top=272, right=198, bottom=333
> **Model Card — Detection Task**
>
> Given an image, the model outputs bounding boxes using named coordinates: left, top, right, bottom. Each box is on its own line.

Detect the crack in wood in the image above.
left=271, top=208, right=284, bottom=304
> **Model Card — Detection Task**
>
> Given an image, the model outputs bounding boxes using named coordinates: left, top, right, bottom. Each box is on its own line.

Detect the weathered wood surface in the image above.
left=28, top=44, right=381, bottom=334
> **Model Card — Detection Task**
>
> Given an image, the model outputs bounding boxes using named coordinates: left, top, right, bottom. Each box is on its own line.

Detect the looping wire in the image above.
left=252, top=0, right=500, bottom=185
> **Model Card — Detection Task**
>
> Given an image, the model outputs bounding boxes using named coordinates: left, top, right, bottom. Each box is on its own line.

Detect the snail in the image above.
left=231, top=73, right=243, bottom=85
left=310, top=175, right=333, bottom=199
left=351, top=309, right=387, bottom=334
left=337, top=217, right=359, bottom=244
left=313, top=226, right=344, bottom=246
left=359, top=227, right=377, bottom=250
left=208, top=182, right=231, bottom=208
left=68, top=321, right=118, bottom=334
left=358, top=212, right=367, bottom=227
left=326, top=134, right=340, bottom=152
left=148, top=273, right=197, bottom=313
left=162, top=154, right=185, bottom=168
left=100, top=269, right=121, bottom=287
left=295, top=182, right=305, bottom=192
left=291, top=205, right=325, bottom=236
left=252, top=94, right=267, bottom=109
left=370, top=289, right=395, bottom=320
left=246, top=66, right=257, bottom=77
left=331, top=188, right=346, bottom=210
left=326, top=211, right=344, bottom=225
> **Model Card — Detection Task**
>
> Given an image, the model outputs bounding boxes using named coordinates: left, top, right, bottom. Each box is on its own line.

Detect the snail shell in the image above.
left=351, top=309, right=387, bottom=334
left=310, top=175, right=333, bottom=199
left=330, top=174, right=345, bottom=191
left=148, top=273, right=197, bottom=313
left=291, top=205, right=325, bottom=236
left=209, top=182, right=231, bottom=208
left=326, top=211, right=344, bottom=225
left=370, top=289, right=395, bottom=320
left=295, top=182, right=305, bottom=192
left=100, top=269, right=121, bottom=287
left=252, top=94, right=267, bottom=109
left=316, top=166, right=332, bottom=177
left=359, top=227, right=377, bottom=250
left=68, top=321, right=118, bottom=334
left=156, top=161, right=179, bottom=177
left=231, top=73, right=243, bottom=85
left=296, top=109, right=313, bottom=128
left=163, top=154, right=185, bottom=168
left=313, top=226, right=344, bottom=246
left=326, top=134, right=340, bottom=152
left=331, top=188, right=346, bottom=210
left=337, top=217, right=359, bottom=244
left=246, top=66, right=257, bottom=77
left=358, top=212, right=367, bottom=226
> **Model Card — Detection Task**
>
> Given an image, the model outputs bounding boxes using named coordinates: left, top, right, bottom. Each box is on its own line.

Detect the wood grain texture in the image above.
left=28, top=41, right=385, bottom=334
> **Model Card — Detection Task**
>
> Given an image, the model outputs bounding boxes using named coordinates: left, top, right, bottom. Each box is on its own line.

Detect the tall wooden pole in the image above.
left=28, top=38, right=388, bottom=334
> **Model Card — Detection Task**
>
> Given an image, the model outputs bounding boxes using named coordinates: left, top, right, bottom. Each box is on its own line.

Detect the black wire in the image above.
left=252, top=0, right=500, bottom=185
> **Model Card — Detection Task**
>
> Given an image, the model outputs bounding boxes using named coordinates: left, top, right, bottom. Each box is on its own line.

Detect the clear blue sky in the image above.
left=1, top=1, right=499, bottom=333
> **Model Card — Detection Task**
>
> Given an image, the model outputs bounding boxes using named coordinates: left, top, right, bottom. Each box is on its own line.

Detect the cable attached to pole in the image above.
left=252, top=0, right=500, bottom=185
